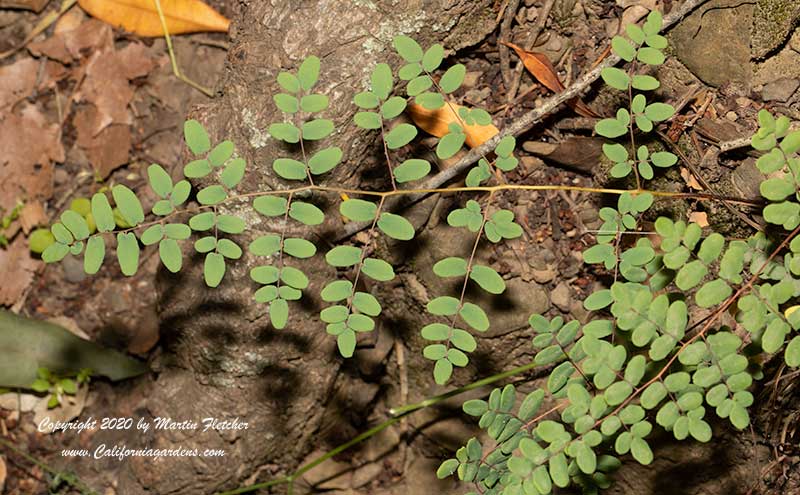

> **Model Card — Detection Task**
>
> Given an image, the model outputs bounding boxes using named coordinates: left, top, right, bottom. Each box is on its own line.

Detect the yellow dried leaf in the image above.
left=406, top=103, right=498, bottom=149
left=77, top=0, right=230, bottom=36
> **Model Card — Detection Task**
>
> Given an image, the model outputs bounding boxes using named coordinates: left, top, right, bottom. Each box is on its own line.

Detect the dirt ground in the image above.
left=1, top=0, right=800, bottom=494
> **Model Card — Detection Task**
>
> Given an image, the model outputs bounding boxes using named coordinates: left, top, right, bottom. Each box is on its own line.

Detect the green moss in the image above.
left=752, top=0, right=800, bottom=58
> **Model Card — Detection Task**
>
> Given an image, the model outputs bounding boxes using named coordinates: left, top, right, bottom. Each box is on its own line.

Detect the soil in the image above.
left=1, top=0, right=800, bottom=495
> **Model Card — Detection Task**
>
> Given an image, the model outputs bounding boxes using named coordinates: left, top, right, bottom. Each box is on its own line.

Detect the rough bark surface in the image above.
left=82, top=2, right=499, bottom=494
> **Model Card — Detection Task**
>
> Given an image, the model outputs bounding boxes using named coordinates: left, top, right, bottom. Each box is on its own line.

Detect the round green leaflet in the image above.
left=439, top=64, right=466, bottom=93
left=189, top=212, right=215, bottom=231
left=253, top=196, right=288, bottom=217
left=289, top=201, right=324, bottom=225
left=208, top=140, right=234, bottom=167
left=611, top=36, right=635, bottom=61
left=280, top=266, right=309, bottom=289
left=600, top=67, right=629, bottom=90
left=140, top=225, right=163, bottom=245
left=297, top=55, right=320, bottom=91
left=204, top=252, right=225, bottom=287
left=42, top=242, right=69, bottom=263
left=433, top=358, right=453, bottom=384
left=197, top=185, right=227, bottom=205
left=469, top=265, right=505, bottom=294
left=112, top=185, right=144, bottom=226
left=355, top=111, right=382, bottom=130
left=83, top=236, right=105, bottom=275
left=362, top=257, right=394, bottom=281
left=353, top=292, right=381, bottom=316
left=269, top=123, right=301, bottom=143
left=422, top=43, right=444, bottom=71
left=147, top=164, right=173, bottom=198
left=60, top=210, right=89, bottom=240
left=340, top=199, right=377, bottom=222
left=421, top=323, right=450, bottom=340
left=407, top=75, right=432, bottom=96
left=116, top=232, right=139, bottom=276
left=273, top=93, right=298, bottom=113
left=308, top=147, right=342, bottom=175
left=184, top=159, right=212, bottom=178
left=217, top=239, right=242, bottom=259
left=414, top=92, right=444, bottom=110
left=427, top=296, right=459, bottom=316
left=184, top=119, right=210, bottom=154
left=381, top=97, right=406, bottom=119
left=270, top=298, right=289, bottom=329
left=250, top=265, right=279, bottom=284
left=338, top=329, right=357, bottom=357
left=255, top=285, right=278, bottom=303
left=195, top=236, right=217, bottom=253
left=221, top=158, right=246, bottom=188
left=29, top=228, right=55, bottom=254
left=347, top=313, right=374, bottom=332
left=283, top=238, right=316, bottom=258
left=91, top=193, right=115, bottom=232
left=394, top=159, right=430, bottom=183
left=301, top=119, right=334, bottom=140
left=277, top=72, right=300, bottom=93
left=436, top=130, right=466, bottom=159
left=393, top=35, right=423, bottom=63
left=216, top=215, right=246, bottom=234
left=249, top=234, right=281, bottom=256
left=326, top=245, right=362, bottom=267
left=321, top=280, right=353, bottom=302
left=371, top=63, right=393, bottom=100
left=273, top=158, right=307, bottom=180
left=433, top=257, right=467, bottom=277
left=385, top=124, right=417, bottom=149
left=321, top=305, right=349, bottom=323
left=164, top=223, right=191, bottom=240
left=450, top=329, right=476, bottom=352
left=459, top=302, right=489, bottom=331
left=354, top=91, right=379, bottom=109
left=301, top=94, right=329, bottom=113
left=279, top=286, right=302, bottom=301
left=377, top=212, right=415, bottom=240
left=159, top=238, right=182, bottom=273
left=595, top=118, right=627, bottom=138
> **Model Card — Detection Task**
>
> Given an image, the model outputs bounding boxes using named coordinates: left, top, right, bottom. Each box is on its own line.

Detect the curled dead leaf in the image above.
left=406, top=102, right=498, bottom=149
left=502, top=41, right=598, bottom=118
left=77, top=0, right=230, bottom=36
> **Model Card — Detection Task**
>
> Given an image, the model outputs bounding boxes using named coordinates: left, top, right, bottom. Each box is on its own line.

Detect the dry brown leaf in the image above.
left=502, top=41, right=598, bottom=118
left=28, top=18, right=113, bottom=64
left=0, top=0, right=48, bottom=12
left=0, top=454, right=5, bottom=494
left=0, top=104, right=64, bottom=213
left=680, top=167, right=704, bottom=190
left=0, top=58, right=38, bottom=110
left=19, top=201, right=47, bottom=234
left=688, top=211, right=709, bottom=227
left=77, top=0, right=230, bottom=36
left=54, top=4, right=88, bottom=34
left=407, top=102, right=499, bottom=149
left=0, top=236, right=39, bottom=306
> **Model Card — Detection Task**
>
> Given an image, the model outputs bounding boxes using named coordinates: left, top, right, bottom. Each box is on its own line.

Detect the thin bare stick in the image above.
left=152, top=0, right=215, bottom=98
